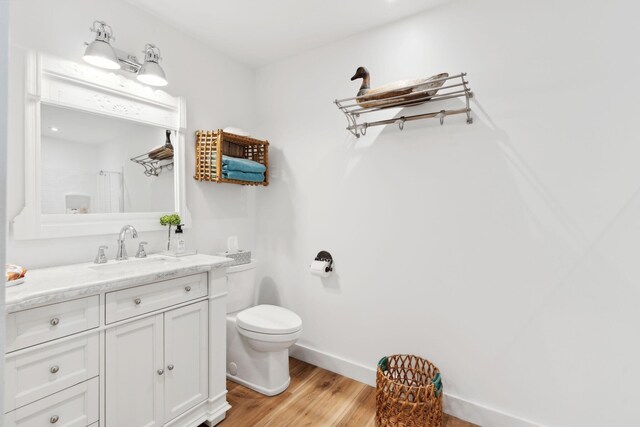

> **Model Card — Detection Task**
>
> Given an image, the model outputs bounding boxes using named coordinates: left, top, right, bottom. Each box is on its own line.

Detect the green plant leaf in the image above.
left=160, top=214, right=181, bottom=226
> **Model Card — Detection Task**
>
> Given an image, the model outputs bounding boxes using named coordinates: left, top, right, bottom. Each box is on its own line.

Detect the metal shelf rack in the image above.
left=334, top=72, right=473, bottom=137
left=130, top=153, right=174, bottom=177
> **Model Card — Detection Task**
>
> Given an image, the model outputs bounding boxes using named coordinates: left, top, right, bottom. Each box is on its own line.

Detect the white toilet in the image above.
left=226, top=260, right=302, bottom=396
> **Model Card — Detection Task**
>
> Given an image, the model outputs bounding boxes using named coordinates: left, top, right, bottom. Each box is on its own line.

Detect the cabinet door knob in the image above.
left=185, top=286, right=191, bottom=292
left=134, top=298, right=142, bottom=305
left=50, top=365, right=60, bottom=374
left=157, top=368, right=164, bottom=375
left=50, top=415, right=59, bottom=423
left=50, top=318, right=60, bottom=326
left=167, top=364, right=174, bottom=370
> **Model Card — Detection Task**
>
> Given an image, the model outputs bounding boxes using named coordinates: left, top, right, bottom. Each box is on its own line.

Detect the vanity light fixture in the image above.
left=49, top=126, right=59, bottom=132
left=83, top=21, right=120, bottom=70
left=83, top=20, right=169, bottom=87
left=137, top=44, right=168, bottom=87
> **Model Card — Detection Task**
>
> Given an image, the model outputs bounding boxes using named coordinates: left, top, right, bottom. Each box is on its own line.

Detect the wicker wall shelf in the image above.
left=194, top=130, right=269, bottom=186
left=334, top=72, right=473, bottom=137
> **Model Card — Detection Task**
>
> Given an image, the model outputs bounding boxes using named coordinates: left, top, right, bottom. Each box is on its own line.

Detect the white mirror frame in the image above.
left=12, top=51, right=191, bottom=240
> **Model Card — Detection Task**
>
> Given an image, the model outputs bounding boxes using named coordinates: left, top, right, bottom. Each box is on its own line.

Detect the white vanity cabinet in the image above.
left=6, top=377, right=99, bottom=427
left=106, top=300, right=208, bottom=426
left=6, top=296, right=100, bottom=353
left=105, top=314, right=164, bottom=427
left=163, top=302, right=209, bottom=421
left=5, top=256, right=232, bottom=427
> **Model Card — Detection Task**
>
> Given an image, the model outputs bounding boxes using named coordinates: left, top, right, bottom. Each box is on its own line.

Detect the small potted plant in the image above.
left=160, top=214, right=181, bottom=250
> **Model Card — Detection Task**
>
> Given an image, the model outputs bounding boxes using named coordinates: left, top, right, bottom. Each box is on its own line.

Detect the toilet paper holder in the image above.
left=314, top=251, right=334, bottom=272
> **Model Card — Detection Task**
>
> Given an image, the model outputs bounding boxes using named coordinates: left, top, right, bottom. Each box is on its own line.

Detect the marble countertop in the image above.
left=6, top=254, right=234, bottom=313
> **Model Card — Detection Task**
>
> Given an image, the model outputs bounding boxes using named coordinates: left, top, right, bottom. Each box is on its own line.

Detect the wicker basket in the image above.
left=194, top=130, right=268, bottom=186
left=376, top=354, right=443, bottom=427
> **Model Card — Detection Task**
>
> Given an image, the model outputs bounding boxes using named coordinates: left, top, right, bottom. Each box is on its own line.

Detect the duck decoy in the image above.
left=350, top=66, right=449, bottom=109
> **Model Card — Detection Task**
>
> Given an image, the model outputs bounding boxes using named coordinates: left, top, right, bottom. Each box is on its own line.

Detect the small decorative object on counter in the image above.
left=160, top=213, right=181, bottom=250
left=169, top=224, right=186, bottom=255
left=6, top=264, right=27, bottom=287
left=162, top=221, right=197, bottom=257
left=376, top=354, right=443, bottom=427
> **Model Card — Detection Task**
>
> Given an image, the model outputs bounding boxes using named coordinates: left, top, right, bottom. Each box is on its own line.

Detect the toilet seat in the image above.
left=236, top=304, right=302, bottom=335
left=236, top=326, right=302, bottom=344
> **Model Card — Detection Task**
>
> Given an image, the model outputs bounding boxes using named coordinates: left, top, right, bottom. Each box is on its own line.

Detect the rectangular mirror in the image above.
left=40, top=104, right=175, bottom=215
left=12, top=51, right=190, bottom=239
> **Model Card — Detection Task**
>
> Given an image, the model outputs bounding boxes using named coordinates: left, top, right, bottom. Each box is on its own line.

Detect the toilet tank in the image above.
left=226, top=259, right=257, bottom=313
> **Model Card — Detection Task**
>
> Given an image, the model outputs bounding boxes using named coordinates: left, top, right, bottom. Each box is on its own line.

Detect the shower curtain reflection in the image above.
left=97, top=170, right=124, bottom=213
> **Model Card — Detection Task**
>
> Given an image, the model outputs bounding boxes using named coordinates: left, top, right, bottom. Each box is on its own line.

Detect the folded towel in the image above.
left=212, top=155, right=266, bottom=174
left=223, top=170, right=265, bottom=183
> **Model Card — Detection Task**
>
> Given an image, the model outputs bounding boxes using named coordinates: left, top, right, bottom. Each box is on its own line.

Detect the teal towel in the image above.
left=432, top=372, right=442, bottom=397
left=378, top=356, right=388, bottom=371
left=212, top=155, right=266, bottom=173
left=223, top=170, right=265, bottom=183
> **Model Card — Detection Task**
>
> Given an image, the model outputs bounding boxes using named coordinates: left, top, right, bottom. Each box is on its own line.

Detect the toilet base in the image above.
left=227, top=373, right=291, bottom=396
left=226, top=314, right=294, bottom=396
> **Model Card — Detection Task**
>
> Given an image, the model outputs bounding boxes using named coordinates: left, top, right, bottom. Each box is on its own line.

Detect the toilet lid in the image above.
left=237, top=305, right=302, bottom=334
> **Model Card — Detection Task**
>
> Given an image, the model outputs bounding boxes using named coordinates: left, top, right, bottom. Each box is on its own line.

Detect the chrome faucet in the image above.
left=116, top=225, right=138, bottom=261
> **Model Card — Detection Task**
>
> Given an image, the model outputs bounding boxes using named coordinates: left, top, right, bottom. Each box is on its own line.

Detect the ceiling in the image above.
left=41, top=104, right=161, bottom=145
left=125, top=0, right=445, bottom=67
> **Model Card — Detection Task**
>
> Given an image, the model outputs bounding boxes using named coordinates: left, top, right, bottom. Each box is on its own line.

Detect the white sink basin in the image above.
left=89, top=256, right=181, bottom=273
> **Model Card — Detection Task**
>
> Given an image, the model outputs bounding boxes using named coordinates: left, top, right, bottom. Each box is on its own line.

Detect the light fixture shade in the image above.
left=137, top=58, right=168, bottom=87
left=83, top=39, right=121, bottom=70
left=82, top=23, right=169, bottom=86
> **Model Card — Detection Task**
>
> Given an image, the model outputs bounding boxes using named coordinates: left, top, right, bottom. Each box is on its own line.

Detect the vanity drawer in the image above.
left=6, top=296, right=100, bottom=353
left=105, top=273, right=207, bottom=324
left=5, top=334, right=99, bottom=412
left=5, top=376, right=99, bottom=427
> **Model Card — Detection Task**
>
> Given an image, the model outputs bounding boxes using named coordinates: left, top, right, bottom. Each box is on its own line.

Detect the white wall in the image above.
left=254, top=1, right=640, bottom=426
left=41, top=137, right=100, bottom=214
left=7, top=0, right=258, bottom=268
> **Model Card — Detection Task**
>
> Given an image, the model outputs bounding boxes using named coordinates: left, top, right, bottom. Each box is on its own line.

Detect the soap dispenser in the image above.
left=170, top=224, right=186, bottom=255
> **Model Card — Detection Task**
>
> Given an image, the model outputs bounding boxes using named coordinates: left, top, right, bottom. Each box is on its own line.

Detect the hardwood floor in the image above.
left=217, top=358, right=477, bottom=427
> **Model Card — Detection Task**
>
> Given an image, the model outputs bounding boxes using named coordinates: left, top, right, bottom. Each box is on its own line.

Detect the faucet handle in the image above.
left=94, top=245, right=108, bottom=264
left=136, top=242, right=148, bottom=258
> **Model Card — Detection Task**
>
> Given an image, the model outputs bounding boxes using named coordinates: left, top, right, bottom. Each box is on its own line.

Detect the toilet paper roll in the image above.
left=310, top=260, right=331, bottom=277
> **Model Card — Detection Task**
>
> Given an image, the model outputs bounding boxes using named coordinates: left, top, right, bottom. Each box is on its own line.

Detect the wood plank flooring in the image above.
left=217, top=358, right=477, bottom=427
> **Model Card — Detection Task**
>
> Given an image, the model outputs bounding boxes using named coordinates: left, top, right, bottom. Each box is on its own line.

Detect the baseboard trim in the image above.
left=443, top=393, right=539, bottom=427
left=290, top=343, right=376, bottom=386
left=290, top=343, right=539, bottom=427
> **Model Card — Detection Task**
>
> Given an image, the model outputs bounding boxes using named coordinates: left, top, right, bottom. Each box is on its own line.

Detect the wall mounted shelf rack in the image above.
left=194, top=130, right=269, bottom=186
left=334, top=72, right=473, bottom=137
left=130, top=153, right=174, bottom=177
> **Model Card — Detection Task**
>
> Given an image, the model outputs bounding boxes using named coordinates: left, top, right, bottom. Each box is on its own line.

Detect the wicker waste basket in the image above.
left=375, top=354, right=443, bottom=427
